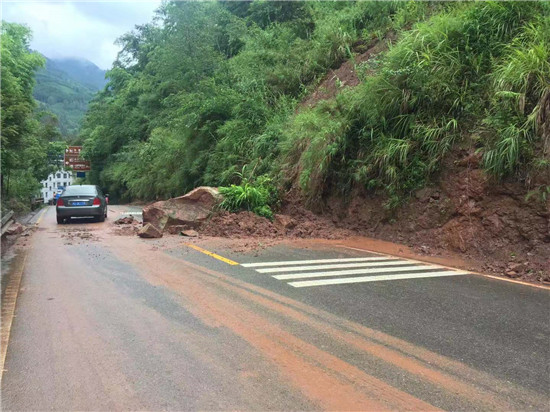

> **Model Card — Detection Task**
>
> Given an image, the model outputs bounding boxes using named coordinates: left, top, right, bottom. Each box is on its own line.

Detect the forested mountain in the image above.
left=33, top=57, right=106, bottom=137
left=80, top=1, right=549, bottom=207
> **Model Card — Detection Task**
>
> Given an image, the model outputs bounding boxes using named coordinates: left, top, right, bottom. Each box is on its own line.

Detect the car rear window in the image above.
left=62, top=186, right=97, bottom=196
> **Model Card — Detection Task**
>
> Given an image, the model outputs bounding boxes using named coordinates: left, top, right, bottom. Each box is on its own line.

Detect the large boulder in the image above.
left=142, top=186, right=222, bottom=231
left=138, top=223, right=163, bottom=238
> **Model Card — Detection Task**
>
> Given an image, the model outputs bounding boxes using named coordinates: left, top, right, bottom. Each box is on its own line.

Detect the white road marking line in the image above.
left=241, top=256, right=384, bottom=268
left=258, top=260, right=417, bottom=273
left=289, top=271, right=469, bottom=287
left=273, top=265, right=443, bottom=280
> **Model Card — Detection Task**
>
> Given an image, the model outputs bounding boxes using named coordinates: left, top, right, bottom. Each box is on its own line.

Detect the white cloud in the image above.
left=1, top=1, right=160, bottom=69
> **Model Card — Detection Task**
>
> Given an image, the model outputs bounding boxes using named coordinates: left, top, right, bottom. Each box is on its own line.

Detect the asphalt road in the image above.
left=2, top=205, right=549, bottom=410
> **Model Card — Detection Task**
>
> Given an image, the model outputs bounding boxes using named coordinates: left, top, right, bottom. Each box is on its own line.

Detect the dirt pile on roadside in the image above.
left=318, top=149, right=550, bottom=283
left=200, top=210, right=353, bottom=240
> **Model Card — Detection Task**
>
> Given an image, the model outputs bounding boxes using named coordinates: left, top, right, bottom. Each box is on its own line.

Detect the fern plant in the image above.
left=218, top=173, right=278, bottom=220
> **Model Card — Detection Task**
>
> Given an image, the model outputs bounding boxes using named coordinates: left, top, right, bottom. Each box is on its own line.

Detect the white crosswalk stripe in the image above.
left=273, top=265, right=442, bottom=280
left=241, top=255, right=469, bottom=287
left=289, top=270, right=470, bottom=288
left=241, top=257, right=388, bottom=268
left=258, top=260, right=418, bottom=273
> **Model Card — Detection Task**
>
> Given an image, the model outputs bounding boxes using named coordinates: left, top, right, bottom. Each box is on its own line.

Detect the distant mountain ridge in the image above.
left=48, top=57, right=108, bottom=90
left=33, top=56, right=107, bottom=137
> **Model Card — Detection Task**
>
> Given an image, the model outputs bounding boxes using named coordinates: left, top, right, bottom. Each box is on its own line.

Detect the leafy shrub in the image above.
left=219, top=173, right=278, bottom=219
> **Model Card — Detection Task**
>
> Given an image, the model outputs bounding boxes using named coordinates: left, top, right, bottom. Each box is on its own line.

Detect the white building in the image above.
left=41, top=170, right=75, bottom=203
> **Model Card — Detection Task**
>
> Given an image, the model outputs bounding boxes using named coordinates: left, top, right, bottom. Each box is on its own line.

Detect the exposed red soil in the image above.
left=320, top=149, right=550, bottom=283
left=300, top=37, right=391, bottom=109
left=201, top=210, right=353, bottom=240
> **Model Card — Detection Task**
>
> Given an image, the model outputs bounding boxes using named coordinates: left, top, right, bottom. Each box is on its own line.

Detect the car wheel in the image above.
left=97, top=213, right=105, bottom=222
left=56, top=216, right=64, bottom=224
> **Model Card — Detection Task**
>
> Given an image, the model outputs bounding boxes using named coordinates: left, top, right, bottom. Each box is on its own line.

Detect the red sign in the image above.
left=64, top=146, right=91, bottom=171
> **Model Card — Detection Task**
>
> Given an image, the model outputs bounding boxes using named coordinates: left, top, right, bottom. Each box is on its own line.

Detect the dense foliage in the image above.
left=80, top=1, right=549, bottom=209
left=81, top=1, right=413, bottom=202
left=282, top=1, right=550, bottom=206
left=1, top=22, right=65, bottom=213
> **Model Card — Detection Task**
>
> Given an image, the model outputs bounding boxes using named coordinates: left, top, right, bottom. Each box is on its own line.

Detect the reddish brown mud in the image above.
left=106, top=232, right=547, bottom=411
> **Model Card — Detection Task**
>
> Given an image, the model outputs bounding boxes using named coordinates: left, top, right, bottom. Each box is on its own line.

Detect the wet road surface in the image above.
left=2, top=205, right=549, bottom=410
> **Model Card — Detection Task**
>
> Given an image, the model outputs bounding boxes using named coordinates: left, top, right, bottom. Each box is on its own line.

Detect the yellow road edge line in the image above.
left=337, top=245, right=550, bottom=290
left=183, top=243, right=239, bottom=266
left=35, top=207, right=48, bottom=226
left=1, top=250, right=29, bottom=381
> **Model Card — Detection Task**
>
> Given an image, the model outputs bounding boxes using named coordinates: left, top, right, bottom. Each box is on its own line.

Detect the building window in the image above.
left=63, top=173, right=67, bottom=178
left=56, top=173, right=61, bottom=178
left=49, top=176, right=52, bottom=181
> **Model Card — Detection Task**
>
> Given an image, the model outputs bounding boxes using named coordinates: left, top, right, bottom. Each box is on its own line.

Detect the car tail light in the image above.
left=93, top=197, right=101, bottom=206
left=57, top=198, right=64, bottom=206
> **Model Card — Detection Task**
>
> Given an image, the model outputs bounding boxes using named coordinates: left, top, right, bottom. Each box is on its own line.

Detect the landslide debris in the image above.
left=317, top=148, right=550, bottom=283
left=138, top=223, right=163, bottom=239
left=142, top=186, right=222, bottom=231
left=114, top=215, right=137, bottom=225
left=200, top=210, right=352, bottom=240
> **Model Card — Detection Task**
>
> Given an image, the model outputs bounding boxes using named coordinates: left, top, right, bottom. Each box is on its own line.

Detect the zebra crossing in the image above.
left=241, top=255, right=470, bottom=288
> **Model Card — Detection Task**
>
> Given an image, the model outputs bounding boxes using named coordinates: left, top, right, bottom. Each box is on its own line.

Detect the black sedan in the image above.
left=56, top=185, right=108, bottom=224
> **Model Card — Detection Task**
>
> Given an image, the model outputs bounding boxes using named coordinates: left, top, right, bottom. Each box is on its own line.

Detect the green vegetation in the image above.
left=33, top=57, right=105, bottom=138
left=219, top=169, right=278, bottom=220
left=281, top=2, right=550, bottom=207
left=81, top=1, right=420, bottom=204
left=1, top=22, right=65, bottom=213
left=73, top=2, right=550, bottom=210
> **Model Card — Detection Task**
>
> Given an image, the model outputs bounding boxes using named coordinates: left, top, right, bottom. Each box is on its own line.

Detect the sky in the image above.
left=2, top=0, right=161, bottom=69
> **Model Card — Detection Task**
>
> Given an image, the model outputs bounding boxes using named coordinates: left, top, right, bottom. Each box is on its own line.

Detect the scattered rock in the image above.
left=181, top=229, right=199, bottom=237
left=166, top=225, right=189, bottom=235
left=506, top=262, right=524, bottom=273
left=5, top=223, right=24, bottom=236
left=115, top=215, right=135, bottom=224
left=142, top=186, right=222, bottom=231
left=138, top=223, right=163, bottom=238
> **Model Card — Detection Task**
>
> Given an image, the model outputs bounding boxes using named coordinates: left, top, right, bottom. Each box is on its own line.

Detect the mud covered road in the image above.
left=2, top=206, right=549, bottom=410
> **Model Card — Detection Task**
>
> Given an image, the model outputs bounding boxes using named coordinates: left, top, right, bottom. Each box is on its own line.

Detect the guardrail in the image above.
left=1, top=210, right=15, bottom=236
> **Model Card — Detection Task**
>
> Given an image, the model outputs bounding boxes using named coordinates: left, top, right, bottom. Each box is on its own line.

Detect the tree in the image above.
left=1, top=22, right=45, bottom=198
